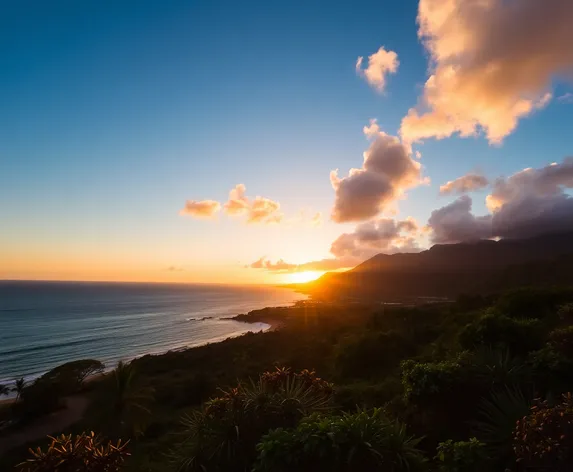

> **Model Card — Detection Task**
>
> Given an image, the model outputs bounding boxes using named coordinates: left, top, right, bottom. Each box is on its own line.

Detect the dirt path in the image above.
left=0, top=395, right=89, bottom=455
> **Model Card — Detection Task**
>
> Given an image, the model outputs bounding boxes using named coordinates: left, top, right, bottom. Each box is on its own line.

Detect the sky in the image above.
left=1, top=0, right=573, bottom=284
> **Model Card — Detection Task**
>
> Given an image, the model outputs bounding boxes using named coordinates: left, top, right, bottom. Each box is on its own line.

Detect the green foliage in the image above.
left=334, top=330, right=414, bottom=379
left=14, top=377, right=26, bottom=400
left=16, top=432, right=129, bottom=472
left=94, top=361, right=154, bottom=438
left=459, top=313, right=544, bottom=355
left=435, top=438, right=487, bottom=472
left=474, top=387, right=531, bottom=461
left=254, top=409, right=426, bottom=472
left=400, top=357, right=466, bottom=403
left=170, top=368, right=333, bottom=472
left=15, top=379, right=64, bottom=421
left=495, top=287, right=573, bottom=319
left=513, top=392, right=573, bottom=472
left=548, top=326, right=573, bottom=357
left=471, top=347, right=531, bottom=388
left=40, top=359, right=104, bottom=393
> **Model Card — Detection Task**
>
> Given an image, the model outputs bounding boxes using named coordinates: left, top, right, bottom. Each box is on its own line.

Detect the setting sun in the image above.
left=286, top=271, right=324, bottom=284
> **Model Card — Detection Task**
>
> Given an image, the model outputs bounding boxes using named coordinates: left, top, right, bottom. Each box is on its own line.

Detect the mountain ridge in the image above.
left=303, top=231, right=573, bottom=300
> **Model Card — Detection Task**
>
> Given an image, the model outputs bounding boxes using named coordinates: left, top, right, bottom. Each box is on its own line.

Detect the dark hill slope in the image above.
left=304, top=232, right=573, bottom=300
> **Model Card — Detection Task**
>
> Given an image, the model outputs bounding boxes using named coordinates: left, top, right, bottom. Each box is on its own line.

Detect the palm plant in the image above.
left=13, top=377, right=26, bottom=401
left=171, top=369, right=334, bottom=472
left=472, top=347, right=530, bottom=387
left=101, top=361, right=154, bottom=437
left=473, top=386, right=531, bottom=461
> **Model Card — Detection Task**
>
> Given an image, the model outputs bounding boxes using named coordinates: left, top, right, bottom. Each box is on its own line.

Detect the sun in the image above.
left=286, top=270, right=323, bottom=284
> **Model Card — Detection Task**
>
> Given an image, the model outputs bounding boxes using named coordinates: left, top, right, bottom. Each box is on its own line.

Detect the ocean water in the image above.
left=0, top=281, right=306, bottom=385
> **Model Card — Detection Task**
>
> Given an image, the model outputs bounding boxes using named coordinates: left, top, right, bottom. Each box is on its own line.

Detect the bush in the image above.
left=549, top=326, right=573, bottom=357
left=170, top=368, right=334, bottom=472
left=459, top=313, right=544, bottom=355
left=435, top=438, right=487, bottom=472
left=254, top=409, right=426, bottom=472
left=16, top=432, right=129, bottom=472
left=514, top=393, right=573, bottom=471
left=401, top=357, right=467, bottom=403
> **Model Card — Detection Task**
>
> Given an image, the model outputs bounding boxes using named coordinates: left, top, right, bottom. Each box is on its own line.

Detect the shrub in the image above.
left=549, top=326, right=573, bottom=357
left=254, top=409, right=426, bottom=472
left=16, top=432, right=129, bottom=472
left=170, top=368, right=334, bottom=472
left=513, top=393, right=573, bottom=472
left=435, top=438, right=487, bottom=472
left=401, top=358, right=467, bottom=403
left=459, top=313, right=544, bottom=355
left=474, top=387, right=531, bottom=461
left=471, top=347, right=531, bottom=388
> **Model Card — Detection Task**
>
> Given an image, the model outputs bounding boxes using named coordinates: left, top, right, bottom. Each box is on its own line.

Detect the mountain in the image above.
left=303, top=232, right=573, bottom=301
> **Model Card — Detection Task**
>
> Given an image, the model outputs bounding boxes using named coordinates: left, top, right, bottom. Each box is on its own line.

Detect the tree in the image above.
left=16, top=431, right=129, bottom=472
left=0, top=384, right=10, bottom=397
left=13, top=378, right=26, bottom=401
left=103, top=361, right=154, bottom=437
left=41, top=359, right=105, bottom=393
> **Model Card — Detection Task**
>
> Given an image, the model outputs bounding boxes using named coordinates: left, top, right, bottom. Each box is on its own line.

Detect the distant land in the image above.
left=294, top=231, right=573, bottom=301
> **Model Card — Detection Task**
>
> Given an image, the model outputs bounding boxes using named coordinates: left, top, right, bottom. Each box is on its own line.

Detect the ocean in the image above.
left=0, top=281, right=306, bottom=386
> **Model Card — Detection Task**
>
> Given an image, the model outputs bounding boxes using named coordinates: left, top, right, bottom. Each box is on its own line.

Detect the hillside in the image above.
left=302, top=232, right=573, bottom=300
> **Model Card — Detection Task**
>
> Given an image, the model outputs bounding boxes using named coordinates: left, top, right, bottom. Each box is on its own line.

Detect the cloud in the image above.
left=224, top=184, right=250, bottom=216
left=439, top=173, right=489, bottom=195
left=330, top=120, right=425, bottom=223
left=428, top=157, right=573, bottom=243
left=179, top=200, right=221, bottom=218
left=558, top=93, right=573, bottom=104
left=427, top=195, right=493, bottom=243
left=400, top=0, right=573, bottom=144
left=330, top=217, right=421, bottom=259
left=249, top=217, right=421, bottom=273
left=249, top=257, right=297, bottom=270
left=166, top=266, right=185, bottom=272
left=223, top=184, right=283, bottom=224
left=356, top=46, right=399, bottom=92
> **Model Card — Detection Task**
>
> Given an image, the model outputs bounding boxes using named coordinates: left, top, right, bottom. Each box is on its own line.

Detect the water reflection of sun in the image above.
left=286, top=271, right=323, bottom=284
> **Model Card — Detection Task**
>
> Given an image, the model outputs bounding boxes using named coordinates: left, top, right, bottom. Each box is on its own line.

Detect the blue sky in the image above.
left=1, top=0, right=572, bottom=283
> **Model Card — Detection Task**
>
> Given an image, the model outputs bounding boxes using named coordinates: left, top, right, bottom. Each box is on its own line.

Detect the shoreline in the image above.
left=0, top=299, right=308, bottom=397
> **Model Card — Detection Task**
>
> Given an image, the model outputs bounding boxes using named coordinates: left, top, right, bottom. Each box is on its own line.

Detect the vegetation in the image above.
left=16, top=432, right=129, bottom=472
left=4, top=287, right=573, bottom=471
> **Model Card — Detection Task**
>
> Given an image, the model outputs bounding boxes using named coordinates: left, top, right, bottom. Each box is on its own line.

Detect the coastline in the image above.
left=0, top=298, right=307, bottom=397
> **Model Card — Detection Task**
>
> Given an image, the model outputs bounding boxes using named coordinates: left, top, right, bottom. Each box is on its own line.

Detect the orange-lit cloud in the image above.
left=179, top=200, right=221, bottom=218
left=249, top=217, right=421, bottom=273
left=356, top=46, right=399, bottom=92
left=400, top=0, right=573, bottom=144
left=428, top=157, right=573, bottom=243
left=223, top=184, right=283, bottom=224
left=330, top=120, right=425, bottom=222
left=223, top=184, right=250, bottom=215
left=439, top=173, right=489, bottom=195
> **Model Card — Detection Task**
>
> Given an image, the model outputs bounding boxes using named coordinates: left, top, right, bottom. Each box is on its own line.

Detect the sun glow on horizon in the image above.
left=285, top=270, right=324, bottom=284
